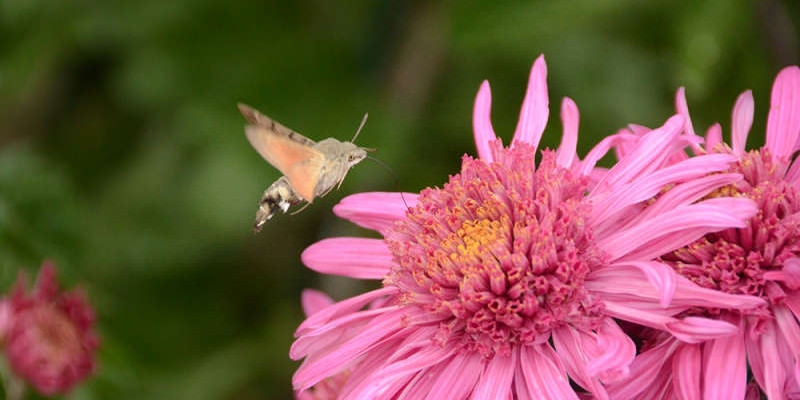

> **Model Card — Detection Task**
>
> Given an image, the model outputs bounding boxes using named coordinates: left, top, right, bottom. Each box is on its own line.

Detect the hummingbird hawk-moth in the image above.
left=238, top=103, right=371, bottom=231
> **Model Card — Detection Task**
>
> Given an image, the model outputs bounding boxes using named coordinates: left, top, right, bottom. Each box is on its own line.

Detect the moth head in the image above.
left=345, top=146, right=368, bottom=168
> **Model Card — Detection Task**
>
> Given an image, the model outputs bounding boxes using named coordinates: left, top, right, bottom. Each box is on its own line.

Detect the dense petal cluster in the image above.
left=1, top=262, right=99, bottom=396
left=386, top=145, right=606, bottom=358
left=292, top=55, right=765, bottom=399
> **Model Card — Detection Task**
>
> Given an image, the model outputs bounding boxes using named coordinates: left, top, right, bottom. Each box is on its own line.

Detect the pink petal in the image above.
left=744, top=326, right=766, bottom=392
left=295, top=287, right=397, bottom=336
left=292, top=310, right=405, bottom=391
left=675, top=87, right=698, bottom=138
left=675, top=87, right=704, bottom=155
left=607, top=337, right=679, bottom=400
left=774, top=305, right=800, bottom=384
left=665, top=316, right=738, bottom=343
left=423, top=353, right=483, bottom=399
left=766, top=66, right=800, bottom=161
left=602, top=301, right=737, bottom=343
left=703, top=324, right=747, bottom=400
left=731, top=90, right=754, bottom=156
left=301, top=238, right=395, bottom=279
left=598, top=198, right=755, bottom=261
left=785, top=157, right=800, bottom=185
left=757, top=322, right=787, bottom=399
left=333, top=192, right=418, bottom=234
left=602, top=300, right=682, bottom=330
left=517, top=344, right=578, bottom=400
left=556, top=97, right=579, bottom=168
left=669, top=274, right=766, bottom=310
left=628, top=168, right=741, bottom=225
left=338, top=325, right=439, bottom=399
left=552, top=326, right=610, bottom=400
left=291, top=306, right=400, bottom=359
left=589, top=155, right=738, bottom=228
left=764, top=257, right=800, bottom=289
left=588, top=265, right=679, bottom=310
left=301, top=289, right=334, bottom=317
left=471, top=350, right=517, bottom=399
left=705, top=123, right=722, bottom=152
left=671, top=343, right=702, bottom=400
left=473, top=80, right=498, bottom=162
left=628, top=123, right=651, bottom=136
left=368, top=344, right=456, bottom=392
left=608, top=261, right=676, bottom=308
left=597, top=115, right=684, bottom=190
left=512, top=55, right=549, bottom=151
left=580, top=131, right=639, bottom=176
left=588, top=319, right=636, bottom=382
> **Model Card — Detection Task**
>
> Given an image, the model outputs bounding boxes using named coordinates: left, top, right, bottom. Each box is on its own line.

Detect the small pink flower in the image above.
left=292, top=55, right=762, bottom=399
left=610, top=66, right=800, bottom=399
left=3, top=261, right=99, bottom=396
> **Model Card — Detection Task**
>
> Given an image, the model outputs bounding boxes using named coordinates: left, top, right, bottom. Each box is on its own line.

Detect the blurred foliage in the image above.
left=0, top=0, right=797, bottom=398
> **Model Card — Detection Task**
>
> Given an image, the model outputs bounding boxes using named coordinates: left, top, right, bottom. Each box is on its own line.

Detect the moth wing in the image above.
left=238, top=103, right=316, bottom=146
left=245, top=125, right=324, bottom=202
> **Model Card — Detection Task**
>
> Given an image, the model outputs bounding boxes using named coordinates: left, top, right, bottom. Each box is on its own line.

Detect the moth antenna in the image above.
left=351, top=113, right=369, bottom=143
left=365, top=155, right=410, bottom=211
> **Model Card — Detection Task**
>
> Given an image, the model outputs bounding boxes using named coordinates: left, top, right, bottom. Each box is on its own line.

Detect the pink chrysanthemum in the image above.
left=293, top=55, right=765, bottom=399
left=608, top=66, right=800, bottom=399
left=1, top=261, right=99, bottom=395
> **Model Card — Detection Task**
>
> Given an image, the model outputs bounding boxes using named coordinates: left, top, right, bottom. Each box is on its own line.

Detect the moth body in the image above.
left=253, top=176, right=301, bottom=231
left=238, top=103, right=370, bottom=231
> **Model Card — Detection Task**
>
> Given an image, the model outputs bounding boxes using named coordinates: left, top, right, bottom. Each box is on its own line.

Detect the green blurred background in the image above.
left=0, top=0, right=797, bottom=398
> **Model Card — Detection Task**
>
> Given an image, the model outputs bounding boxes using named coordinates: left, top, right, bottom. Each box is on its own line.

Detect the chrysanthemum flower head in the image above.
left=3, top=261, right=99, bottom=396
left=609, top=66, right=800, bottom=399
left=294, top=55, right=764, bottom=399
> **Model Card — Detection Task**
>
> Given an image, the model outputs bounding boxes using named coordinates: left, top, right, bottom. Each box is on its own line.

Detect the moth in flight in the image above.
left=238, top=103, right=371, bottom=231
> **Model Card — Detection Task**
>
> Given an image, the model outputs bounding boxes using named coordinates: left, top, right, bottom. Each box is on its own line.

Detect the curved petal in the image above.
left=588, top=319, right=636, bottom=383
left=471, top=349, right=517, bottom=399
left=334, top=192, right=418, bottom=234
left=703, top=321, right=747, bottom=400
left=666, top=316, right=738, bottom=343
left=672, top=343, right=701, bottom=400
left=598, top=198, right=755, bottom=262
left=517, top=344, right=579, bottom=400
left=596, top=115, right=684, bottom=190
left=766, top=66, right=800, bottom=162
left=758, top=322, right=787, bottom=399
left=423, top=353, right=483, bottom=399
left=552, top=326, right=610, bottom=400
left=731, top=90, right=754, bottom=156
left=302, top=238, right=395, bottom=279
left=292, top=310, right=405, bottom=391
left=705, top=123, right=722, bottom=152
left=473, top=80, right=498, bottom=162
left=675, top=87, right=703, bottom=154
left=556, top=97, right=579, bottom=168
left=611, top=261, right=676, bottom=308
left=301, top=289, right=334, bottom=317
left=295, top=287, right=398, bottom=336
left=580, top=131, right=638, bottom=176
left=607, top=337, right=679, bottom=400
left=512, top=55, right=549, bottom=151
left=774, top=305, right=800, bottom=384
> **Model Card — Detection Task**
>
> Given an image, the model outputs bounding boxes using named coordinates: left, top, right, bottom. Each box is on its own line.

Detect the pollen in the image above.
left=385, top=141, right=607, bottom=357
